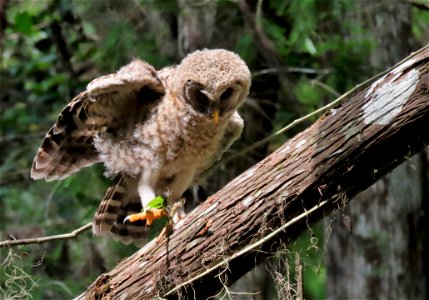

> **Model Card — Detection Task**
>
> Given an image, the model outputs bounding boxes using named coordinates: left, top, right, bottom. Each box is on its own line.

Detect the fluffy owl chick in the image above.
left=31, top=49, right=251, bottom=245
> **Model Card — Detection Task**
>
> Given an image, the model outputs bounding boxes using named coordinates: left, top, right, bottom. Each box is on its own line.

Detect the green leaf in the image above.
left=14, top=12, right=33, bottom=35
left=146, top=196, right=165, bottom=209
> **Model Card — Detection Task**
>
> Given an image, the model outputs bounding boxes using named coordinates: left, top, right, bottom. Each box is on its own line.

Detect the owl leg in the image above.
left=123, top=170, right=168, bottom=225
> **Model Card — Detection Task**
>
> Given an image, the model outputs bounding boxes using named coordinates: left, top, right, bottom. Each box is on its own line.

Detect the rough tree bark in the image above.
left=76, top=46, right=429, bottom=299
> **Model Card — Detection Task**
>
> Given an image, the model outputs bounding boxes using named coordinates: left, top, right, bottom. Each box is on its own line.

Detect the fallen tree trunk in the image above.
left=77, top=45, right=429, bottom=300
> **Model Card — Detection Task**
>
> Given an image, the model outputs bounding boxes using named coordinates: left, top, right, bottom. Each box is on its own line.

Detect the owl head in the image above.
left=172, top=49, right=251, bottom=123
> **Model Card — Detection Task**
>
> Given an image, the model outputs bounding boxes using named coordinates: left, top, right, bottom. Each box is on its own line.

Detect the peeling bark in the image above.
left=76, top=46, right=429, bottom=300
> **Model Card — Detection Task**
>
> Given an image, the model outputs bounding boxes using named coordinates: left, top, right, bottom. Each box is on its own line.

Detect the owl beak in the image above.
left=207, top=97, right=220, bottom=124
left=213, top=110, right=219, bottom=124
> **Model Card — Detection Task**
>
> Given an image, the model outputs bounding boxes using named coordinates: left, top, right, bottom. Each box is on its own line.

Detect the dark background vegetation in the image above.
left=1, top=0, right=427, bottom=299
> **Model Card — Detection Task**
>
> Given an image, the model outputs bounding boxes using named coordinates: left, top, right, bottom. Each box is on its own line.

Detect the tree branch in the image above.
left=0, top=223, right=92, bottom=248
left=77, top=44, right=428, bottom=299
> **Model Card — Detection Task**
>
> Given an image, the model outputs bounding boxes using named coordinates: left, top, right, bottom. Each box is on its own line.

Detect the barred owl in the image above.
left=31, top=49, right=251, bottom=245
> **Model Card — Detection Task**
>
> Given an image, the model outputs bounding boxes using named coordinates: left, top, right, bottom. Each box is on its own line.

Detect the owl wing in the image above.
left=31, top=60, right=165, bottom=181
left=217, top=111, right=244, bottom=159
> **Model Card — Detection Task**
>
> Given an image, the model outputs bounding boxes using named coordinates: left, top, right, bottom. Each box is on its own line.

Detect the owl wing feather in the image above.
left=31, top=60, right=165, bottom=182
left=31, top=92, right=101, bottom=181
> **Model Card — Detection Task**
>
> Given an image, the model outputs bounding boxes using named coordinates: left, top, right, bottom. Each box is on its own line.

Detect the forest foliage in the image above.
left=0, top=0, right=427, bottom=299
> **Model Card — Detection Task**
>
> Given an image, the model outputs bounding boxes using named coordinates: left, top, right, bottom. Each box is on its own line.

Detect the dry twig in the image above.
left=0, top=223, right=92, bottom=248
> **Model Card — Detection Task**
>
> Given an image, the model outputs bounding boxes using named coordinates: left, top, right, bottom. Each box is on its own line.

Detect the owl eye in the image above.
left=184, top=82, right=210, bottom=113
left=220, top=88, right=233, bottom=101
left=194, top=89, right=209, bottom=105
left=188, top=87, right=209, bottom=107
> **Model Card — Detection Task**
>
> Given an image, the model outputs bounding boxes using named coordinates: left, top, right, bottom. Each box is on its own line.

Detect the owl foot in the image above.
left=123, top=208, right=167, bottom=226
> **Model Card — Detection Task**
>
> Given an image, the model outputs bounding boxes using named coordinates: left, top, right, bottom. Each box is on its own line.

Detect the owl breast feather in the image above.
left=93, top=105, right=227, bottom=178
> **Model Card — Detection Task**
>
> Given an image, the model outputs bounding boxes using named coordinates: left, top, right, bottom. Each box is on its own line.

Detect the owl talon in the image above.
left=123, top=208, right=167, bottom=226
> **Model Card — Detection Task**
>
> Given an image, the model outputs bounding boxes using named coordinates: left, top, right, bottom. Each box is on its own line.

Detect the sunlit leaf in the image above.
left=146, top=196, right=165, bottom=209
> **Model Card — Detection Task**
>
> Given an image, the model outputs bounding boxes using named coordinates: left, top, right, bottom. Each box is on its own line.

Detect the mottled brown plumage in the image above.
left=32, top=49, right=251, bottom=245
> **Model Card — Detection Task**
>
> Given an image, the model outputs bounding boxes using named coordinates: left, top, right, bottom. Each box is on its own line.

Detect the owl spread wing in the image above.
left=31, top=60, right=165, bottom=181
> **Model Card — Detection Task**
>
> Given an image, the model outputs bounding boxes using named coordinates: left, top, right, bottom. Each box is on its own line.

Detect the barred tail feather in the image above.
left=93, top=174, right=150, bottom=246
